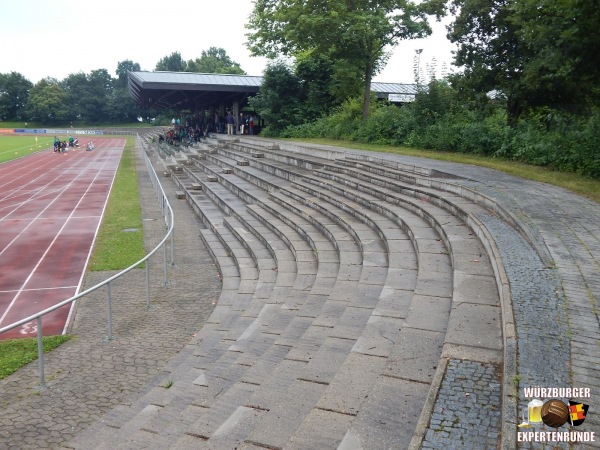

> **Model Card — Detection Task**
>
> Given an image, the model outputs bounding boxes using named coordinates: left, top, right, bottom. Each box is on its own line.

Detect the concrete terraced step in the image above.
left=68, top=136, right=506, bottom=450
left=315, top=162, right=503, bottom=362
left=209, top=142, right=500, bottom=363
left=183, top=142, right=454, bottom=446
left=186, top=145, right=454, bottom=446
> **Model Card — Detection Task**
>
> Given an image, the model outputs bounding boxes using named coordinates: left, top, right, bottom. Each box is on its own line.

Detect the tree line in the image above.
left=0, top=48, right=244, bottom=125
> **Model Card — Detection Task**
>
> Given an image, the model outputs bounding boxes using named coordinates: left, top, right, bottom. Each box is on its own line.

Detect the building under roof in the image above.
left=128, top=71, right=418, bottom=113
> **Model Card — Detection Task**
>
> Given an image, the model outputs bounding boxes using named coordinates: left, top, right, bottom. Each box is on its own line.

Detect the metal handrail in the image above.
left=0, top=136, right=175, bottom=388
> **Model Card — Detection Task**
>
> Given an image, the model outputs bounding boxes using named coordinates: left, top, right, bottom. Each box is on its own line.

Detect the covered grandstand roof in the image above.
left=128, top=71, right=418, bottom=110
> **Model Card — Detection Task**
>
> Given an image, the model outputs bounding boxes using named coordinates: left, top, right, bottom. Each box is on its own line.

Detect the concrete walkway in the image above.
left=0, top=135, right=598, bottom=449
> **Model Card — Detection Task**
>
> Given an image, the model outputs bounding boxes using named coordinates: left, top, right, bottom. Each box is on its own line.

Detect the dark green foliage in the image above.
left=295, top=54, right=342, bottom=121
left=25, top=78, right=70, bottom=123
left=61, top=69, right=113, bottom=123
left=116, top=60, right=141, bottom=87
left=186, top=47, right=245, bottom=74
left=280, top=81, right=600, bottom=179
left=0, top=72, right=32, bottom=121
left=247, top=0, right=443, bottom=119
left=155, top=52, right=186, bottom=72
left=248, top=62, right=304, bottom=135
left=447, top=0, right=600, bottom=124
left=2, top=60, right=143, bottom=124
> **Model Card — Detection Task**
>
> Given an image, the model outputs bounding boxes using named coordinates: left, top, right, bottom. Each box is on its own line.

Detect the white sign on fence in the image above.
left=388, top=94, right=415, bottom=103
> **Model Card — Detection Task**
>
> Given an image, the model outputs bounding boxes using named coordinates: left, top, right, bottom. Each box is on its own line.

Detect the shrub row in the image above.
left=277, top=89, right=600, bottom=179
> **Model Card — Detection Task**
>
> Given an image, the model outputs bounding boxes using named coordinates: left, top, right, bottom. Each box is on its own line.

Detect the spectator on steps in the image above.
left=226, top=112, right=235, bottom=135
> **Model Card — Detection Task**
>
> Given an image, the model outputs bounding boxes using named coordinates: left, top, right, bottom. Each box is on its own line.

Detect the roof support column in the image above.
left=232, top=101, right=239, bottom=135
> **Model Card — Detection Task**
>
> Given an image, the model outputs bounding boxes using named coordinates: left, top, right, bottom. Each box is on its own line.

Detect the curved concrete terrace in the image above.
left=1, top=134, right=598, bottom=449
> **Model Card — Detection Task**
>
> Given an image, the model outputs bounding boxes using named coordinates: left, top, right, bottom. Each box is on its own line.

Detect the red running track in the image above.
left=0, top=139, right=125, bottom=339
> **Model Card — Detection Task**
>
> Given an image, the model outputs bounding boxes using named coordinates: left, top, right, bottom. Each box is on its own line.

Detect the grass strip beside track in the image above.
left=87, top=136, right=145, bottom=271
left=0, top=335, right=72, bottom=380
left=292, top=138, right=600, bottom=203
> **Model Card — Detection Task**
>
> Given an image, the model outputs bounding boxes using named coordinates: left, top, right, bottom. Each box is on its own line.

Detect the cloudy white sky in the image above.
left=0, top=0, right=457, bottom=85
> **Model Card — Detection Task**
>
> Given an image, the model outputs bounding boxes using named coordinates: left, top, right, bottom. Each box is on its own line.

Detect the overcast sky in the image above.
left=0, top=0, right=457, bottom=85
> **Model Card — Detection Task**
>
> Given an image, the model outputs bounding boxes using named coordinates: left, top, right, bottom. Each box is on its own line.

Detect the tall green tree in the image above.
left=247, top=0, right=443, bottom=119
left=447, top=0, right=600, bottom=123
left=186, top=47, right=245, bottom=74
left=510, top=0, right=600, bottom=110
left=295, top=53, right=339, bottom=120
left=0, top=72, right=32, bottom=121
left=86, top=69, right=114, bottom=122
left=26, top=78, right=69, bottom=123
left=62, top=72, right=90, bottom=121
left=61, top=69, right=113, bottom=122
left=447, top=0, right=531, bottom=125
left=116, top=60, right=141, bottom=87
left=112, top=60, right=143, bottom=122
left=248, top=61, right=304, bottom=133
left=155, top=52, right=186, bottom=72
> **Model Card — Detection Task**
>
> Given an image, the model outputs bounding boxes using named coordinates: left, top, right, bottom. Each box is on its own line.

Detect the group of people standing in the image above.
left=226, top=112, right=255, bottom=136
left=53, top=136, right=77, bottom=153
left=165, top=111, right=259, bottom=140
left=53, top=136, right=94, bottom=152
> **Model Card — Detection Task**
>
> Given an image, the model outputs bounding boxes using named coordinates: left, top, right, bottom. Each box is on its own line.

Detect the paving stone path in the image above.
left=1, top=134, right=598, bottom=449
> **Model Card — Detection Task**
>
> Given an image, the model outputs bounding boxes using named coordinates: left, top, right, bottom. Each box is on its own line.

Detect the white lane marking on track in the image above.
left=0, top=149, right=66, bottom=194
left=0, top=141, right=125, bottom=220
left=0, top=286, right=79, bottom=294
left=0, top=151, right=95, bottom=215
left=0, top=156, right=108, bottom=259
left=0, top=137, right=126, bottom=205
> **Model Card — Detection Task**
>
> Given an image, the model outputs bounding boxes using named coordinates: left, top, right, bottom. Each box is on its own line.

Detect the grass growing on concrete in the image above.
left=87, top=136, right=145, bottom=271
left=0, top=335, right=72, bottom=380
left=293, top=138, right=600, bottom=203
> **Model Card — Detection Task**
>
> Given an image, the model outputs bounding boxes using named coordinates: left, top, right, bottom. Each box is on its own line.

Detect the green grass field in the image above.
left=0, top=335, right=72, bottom=380
left=0, top=135, right=54, bottom=163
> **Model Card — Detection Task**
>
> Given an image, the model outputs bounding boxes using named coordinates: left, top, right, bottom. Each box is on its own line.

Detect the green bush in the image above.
left=276, top=83, right=600, bottom=179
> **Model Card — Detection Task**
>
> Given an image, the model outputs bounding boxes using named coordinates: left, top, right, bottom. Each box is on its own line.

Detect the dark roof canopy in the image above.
left=128, top=71, right=418, bottom=111
left=128, top=71, right=262, bottom=111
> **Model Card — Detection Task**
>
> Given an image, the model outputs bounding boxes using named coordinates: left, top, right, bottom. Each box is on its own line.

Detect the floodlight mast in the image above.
left=415, top=49, right=423, bottom=89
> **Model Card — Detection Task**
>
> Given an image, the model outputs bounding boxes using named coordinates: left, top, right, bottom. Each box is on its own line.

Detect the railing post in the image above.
left=106, top=281, right=114, bottom=341
left=163, top=241, right=168, bottom=285
left=170, top=211, right=175, bottom=266
left=146, top=259, right=150, bottom=308
left=36, top=317, right=45, bottom=388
